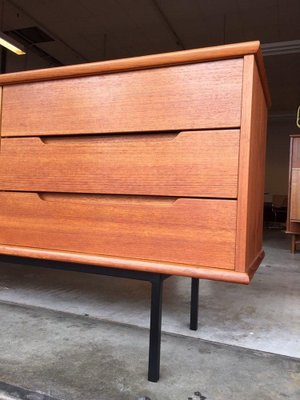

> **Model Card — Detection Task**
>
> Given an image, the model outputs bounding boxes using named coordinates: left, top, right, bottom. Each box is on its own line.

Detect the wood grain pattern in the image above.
left=286, top=223, right=300, bottom=235
left=235, top=55, right=268, bottom=273
left=0, top=244, right=252, bottom=284
left=253, top=47, right=271, bottom=108
left=291, top=169, right=300, bottom=221
left=292, top=136, right=300, bottom=168
left=0, top=41, right=260, bottom=85
left=291, top=234, right=300, bottom=253
left=0, top=130, right=239, bottom=198
left=1, top=59, right=243, bottom=136
left=0, top=86, right=2, bottom=140
left=0, top=192, right=237, bottom=270
left=286, top=136, right=300, bottom=235
left=286, top=137, right=294, bottom=233
left=0, top=43, right=271, bottom=280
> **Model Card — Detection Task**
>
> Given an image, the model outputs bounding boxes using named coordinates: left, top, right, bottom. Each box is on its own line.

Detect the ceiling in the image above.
left=1, top=0, right=300, bottom=116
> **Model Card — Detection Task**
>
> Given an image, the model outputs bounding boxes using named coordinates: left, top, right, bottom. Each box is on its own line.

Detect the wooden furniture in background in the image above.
left=0, top=41, right=270, bottom=380
left=271, top=194, right=288, bottom=227
left=286, top=135, right=300, bottom=253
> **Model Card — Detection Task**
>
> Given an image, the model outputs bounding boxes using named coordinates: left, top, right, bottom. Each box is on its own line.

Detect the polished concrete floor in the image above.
left=0, top=229, right=299, bottom=399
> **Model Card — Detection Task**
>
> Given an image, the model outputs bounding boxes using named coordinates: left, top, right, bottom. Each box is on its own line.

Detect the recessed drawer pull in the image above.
left=0, top=191, right=237, bottom=270
left=36, top=193, right=178, bottom=206
left=38, top=132, right=181, bottom=145
left=0, top=130, right=239, bottom=198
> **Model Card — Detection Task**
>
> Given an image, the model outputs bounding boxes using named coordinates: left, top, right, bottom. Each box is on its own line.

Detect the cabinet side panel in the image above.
left=286, top=137, right=294, bottom=232
left=287, top=137, right=300, bottom=233
left=236, top=55, right=268, bottom=273
left=290, top=169, right=300, bottom=221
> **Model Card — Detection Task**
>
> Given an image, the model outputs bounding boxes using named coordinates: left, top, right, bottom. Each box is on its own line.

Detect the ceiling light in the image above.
left=0, top=31, right=26, bottom=55
left=262, top=40, right=300, bottom=56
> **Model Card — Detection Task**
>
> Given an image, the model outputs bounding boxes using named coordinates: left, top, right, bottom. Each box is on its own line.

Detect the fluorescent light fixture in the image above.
left=0, top=31, right=26, bottom=55
left=262, top=40, right=300, bottom=56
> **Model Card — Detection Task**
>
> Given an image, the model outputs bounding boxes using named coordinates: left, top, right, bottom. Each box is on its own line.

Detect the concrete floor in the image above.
left=0, top=229, right=299, bottom=399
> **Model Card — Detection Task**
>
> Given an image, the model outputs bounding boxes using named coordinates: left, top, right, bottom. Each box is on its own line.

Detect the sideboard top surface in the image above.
left=0, top=40, right=270, bottom=106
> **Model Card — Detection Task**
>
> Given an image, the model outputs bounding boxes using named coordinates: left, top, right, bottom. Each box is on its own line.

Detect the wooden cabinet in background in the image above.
left=287, top=135, right=300, bottom=252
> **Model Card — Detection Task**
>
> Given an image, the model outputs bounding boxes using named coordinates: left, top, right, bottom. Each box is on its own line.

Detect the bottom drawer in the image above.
left=0, top=192, right=236, bottom=270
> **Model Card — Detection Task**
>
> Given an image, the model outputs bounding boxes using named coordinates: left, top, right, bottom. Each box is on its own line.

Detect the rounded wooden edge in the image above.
left=254, top=47, right=272, bottom=108
left=0, top=244, right=251, bottom=284
left=246, top=250, right=265, bottom=282
left=0, top=41, right=261, bottom=85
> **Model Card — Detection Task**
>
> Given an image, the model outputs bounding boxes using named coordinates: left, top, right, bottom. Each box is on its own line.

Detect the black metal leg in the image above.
left=190, top=278, right=199, bottom=331
left=1, top=254, right=171, bottom=382
left=148, top=275, right=164, bottom=382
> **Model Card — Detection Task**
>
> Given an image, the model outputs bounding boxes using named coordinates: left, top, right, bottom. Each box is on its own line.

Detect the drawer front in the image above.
left=0, top=130, right=239, bottom=198
left=1, top=59, right=243, bottom=137
left=0, top=192, right=236, bottom=270
left=291, top=169, right=300, bottom=221
left=292, top=137, right=300, bottom=168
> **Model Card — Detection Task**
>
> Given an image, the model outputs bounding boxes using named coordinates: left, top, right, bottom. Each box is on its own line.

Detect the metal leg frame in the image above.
left=190, top=278, right=199, bottom=331
left=0, top=255, right=170, bottom=382
left=0, top=255, right=200, bottom=381
left=148, top=275, right=165, bottom=382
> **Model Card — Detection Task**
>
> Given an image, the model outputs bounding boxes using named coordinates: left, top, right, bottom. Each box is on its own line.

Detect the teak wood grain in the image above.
left=0, top=243, right=253, bottom=284
left=0, top=192, right=237, bottom=270
left=286, top=136, right=300, bottom=235
left=235, top=55, right=268, bottom=273
left=0, top=42, right=270, bottom=282
left=0, top=41, right=271, bottom=106
left=1, top=59, right=243, bottom=136
left=0, top=86, right=2, bottom=140
left=292, top=136, right=300, bottom=168
left=287, top=223, right=300, bottom=235
left=0, top=130, right=239, bottom=198
left=0, top=237, right=264, bottom=283
left=290, top=169, right=300, bottom=221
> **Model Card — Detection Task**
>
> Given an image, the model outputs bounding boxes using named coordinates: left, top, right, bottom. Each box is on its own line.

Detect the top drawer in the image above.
left=1, top=59, right=243, bottom=137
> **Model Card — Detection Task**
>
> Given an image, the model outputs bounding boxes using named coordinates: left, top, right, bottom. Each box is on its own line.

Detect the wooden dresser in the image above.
left=0, top=41, right=270, bottom=284
left=286, top=135, right=300, bottom=252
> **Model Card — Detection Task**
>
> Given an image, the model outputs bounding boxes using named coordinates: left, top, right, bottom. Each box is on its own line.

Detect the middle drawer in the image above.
left=0, top=130, right=239, bottom=198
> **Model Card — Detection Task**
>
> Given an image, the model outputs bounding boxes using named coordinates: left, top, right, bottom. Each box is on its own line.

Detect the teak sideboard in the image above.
left=0, top=41, right=270, bottom=381
left=286, top=135, right=300, bottom=252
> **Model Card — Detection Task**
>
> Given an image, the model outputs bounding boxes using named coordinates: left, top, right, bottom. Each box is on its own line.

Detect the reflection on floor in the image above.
left=1, top=301, right=299, bottom=400
left=0, top=229, right=299, bottom=357
left=0, top=229, right=299, bottom=399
